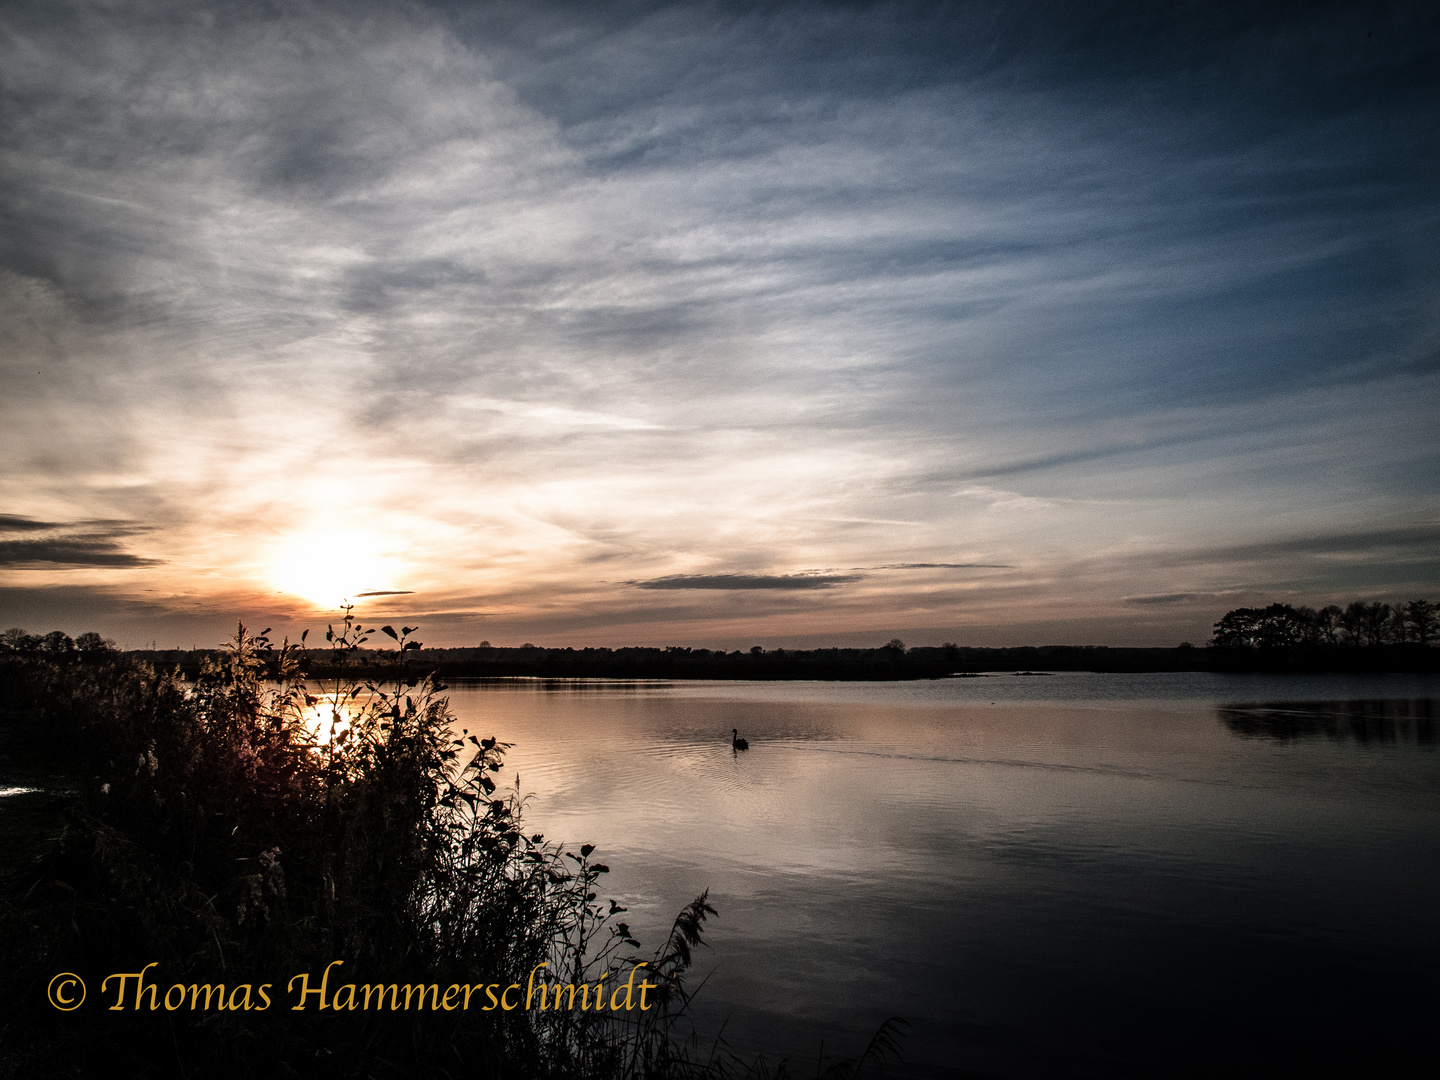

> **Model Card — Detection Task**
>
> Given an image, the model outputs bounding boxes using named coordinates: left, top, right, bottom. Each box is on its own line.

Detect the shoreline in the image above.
left=120, top=642, right=1440, bottom=681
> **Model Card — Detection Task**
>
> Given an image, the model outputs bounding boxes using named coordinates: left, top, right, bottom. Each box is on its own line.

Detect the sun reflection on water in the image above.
left=301, top=691, right=367, bottom=746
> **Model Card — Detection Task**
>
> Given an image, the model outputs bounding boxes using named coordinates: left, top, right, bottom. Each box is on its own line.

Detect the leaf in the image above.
left=301, top=629, right=309, bottom=643
left=381, top=625, right=398, bottom=640
left=580, top=844, right=595, bottom=858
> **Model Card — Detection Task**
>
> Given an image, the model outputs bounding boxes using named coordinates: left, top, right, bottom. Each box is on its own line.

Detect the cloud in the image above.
left=354, top=590, right=414, bottom=597
left=0, top=514, right=158, bottom=567
left=0, top=0, right=1435, bottom=645
left=1186, top=526, right=1440, bottom=565
left=1123, top=593, right=1210, bottom=606
left=0, top=584, right=183, bottom=622
left=0, top=538, right=160, bottom=568
left=867, top=563, right=1013, bottom=570
left=0, top=515, right=61, bottom=533
left=632, top=574, right=861, bottom=590
left=453, top=398, right=664, bottom=432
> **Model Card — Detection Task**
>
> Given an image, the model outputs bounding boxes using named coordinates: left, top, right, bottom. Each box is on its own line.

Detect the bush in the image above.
left=1, top=614, right=716, bottom=1078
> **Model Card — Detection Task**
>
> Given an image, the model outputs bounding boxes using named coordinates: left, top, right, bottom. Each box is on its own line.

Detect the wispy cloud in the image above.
left=0, top=0, right=1435, bottom=645
left=1124, top=593, right=1214, bottom=606
left=865, top=563, right=1012, bottom=570
left=0, top=515, right=61, bottom=533
left=1182, top=526, right=1440, bottom=566
left=0, top=514, right=158, bottom=567
left=632, top=574, right=861, bottom=591
left=0, top=538, right=160, bottom=568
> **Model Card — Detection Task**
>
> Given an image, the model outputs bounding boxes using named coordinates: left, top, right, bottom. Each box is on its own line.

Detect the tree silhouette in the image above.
left=1213, top=598, right=1433, bottom=650
left=1342, top=601, right=1391, bottom=646
left=75, top=631, right=116, bottom=653
left=40, top=630, right=75, bottom=655
left=1404, top=599, right=1437, bottom=647
left=1313, top=605, right=1343, bottom=645
left=1211, top=604, right=1311, bottom=648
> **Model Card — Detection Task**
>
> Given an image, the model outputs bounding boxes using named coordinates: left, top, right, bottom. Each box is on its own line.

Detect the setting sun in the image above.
left=269, top=533, right=399, bottom=608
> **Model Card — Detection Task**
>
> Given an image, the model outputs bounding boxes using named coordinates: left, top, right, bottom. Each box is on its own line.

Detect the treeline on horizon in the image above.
left=1210, top=599, right=1435, bottom=650
left=7, top=595, right=1436, bottom=679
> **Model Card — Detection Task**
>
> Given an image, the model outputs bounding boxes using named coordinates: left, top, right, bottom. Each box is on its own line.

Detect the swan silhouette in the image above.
left=731, top=728, right=749, bottom=751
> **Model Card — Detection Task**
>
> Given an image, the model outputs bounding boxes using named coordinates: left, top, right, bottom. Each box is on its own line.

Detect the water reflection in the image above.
left=433, top=677, right=1440, bottom=1077
left=302, top=691, right=361, bottom=745
left=237, top=677, right=1440, bottom=1073
left=1218, top=699, right=1437, bottom=743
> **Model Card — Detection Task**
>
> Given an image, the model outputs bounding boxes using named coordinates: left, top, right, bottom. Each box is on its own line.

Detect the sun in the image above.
left=269, top=532, right=398, bottom=608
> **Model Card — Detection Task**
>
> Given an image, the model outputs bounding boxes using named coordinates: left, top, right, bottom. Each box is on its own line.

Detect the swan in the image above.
left=731, top=728, right=749, bottom=751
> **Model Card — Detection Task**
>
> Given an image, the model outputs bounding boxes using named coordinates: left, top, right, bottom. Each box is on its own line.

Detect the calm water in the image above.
left=441, top=673, right=1440, bottom=1078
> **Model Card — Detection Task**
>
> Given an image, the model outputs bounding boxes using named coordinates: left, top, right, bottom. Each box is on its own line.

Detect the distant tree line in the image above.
left=261, top=641, right=1219, bottom=680
left=1210, top=600, right=1436, bottom=650
left=0, top=626, right=116, bottom=656
left=7, top=605, right=1436, bottom=679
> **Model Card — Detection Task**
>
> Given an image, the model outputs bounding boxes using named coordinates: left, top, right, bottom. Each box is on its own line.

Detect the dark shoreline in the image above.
left=124, top=642, right=1440, bottom=681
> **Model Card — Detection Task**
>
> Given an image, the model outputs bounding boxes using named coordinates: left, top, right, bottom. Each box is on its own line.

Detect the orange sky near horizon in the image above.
left=3, top=2, right=1437, bottom=651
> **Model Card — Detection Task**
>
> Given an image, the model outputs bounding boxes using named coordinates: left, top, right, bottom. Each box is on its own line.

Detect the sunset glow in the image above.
left=1, top=1, right=1436, bottom=649
left=268, top=534, right=401, bottom=611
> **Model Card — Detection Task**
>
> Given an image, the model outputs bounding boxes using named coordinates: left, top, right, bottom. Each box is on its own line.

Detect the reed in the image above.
left=0, top=614, right=712, bottom=1077
left=0, top=614, right=903, bottom=1078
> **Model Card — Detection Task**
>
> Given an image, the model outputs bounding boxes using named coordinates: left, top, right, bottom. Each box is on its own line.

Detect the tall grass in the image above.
left=1, top=614, right=906, bottom=1078
left=2, top=614, right=730, bottom=1078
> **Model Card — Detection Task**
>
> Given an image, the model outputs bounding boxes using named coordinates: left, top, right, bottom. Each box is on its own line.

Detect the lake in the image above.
left=440, top=672, right=1440, bottom=1078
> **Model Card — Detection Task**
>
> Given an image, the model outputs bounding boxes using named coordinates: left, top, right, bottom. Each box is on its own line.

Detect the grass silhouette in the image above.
left=0, top=613, right=904, bottom=1078
left=0, top=614, right=703, bottom=1077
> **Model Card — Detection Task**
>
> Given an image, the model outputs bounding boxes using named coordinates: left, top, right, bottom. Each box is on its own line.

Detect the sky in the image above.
left=1, top=0, right=1438, bottom=650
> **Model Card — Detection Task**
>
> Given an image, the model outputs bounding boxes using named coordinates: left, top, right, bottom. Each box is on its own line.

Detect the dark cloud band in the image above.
left=633, top=574, right=861, bottom=590
left=0, top=538, right=160, bottom=568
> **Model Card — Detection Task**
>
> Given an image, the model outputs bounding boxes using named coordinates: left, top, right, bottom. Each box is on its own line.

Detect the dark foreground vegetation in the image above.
left=0, top=617, right=901, bottom=1079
